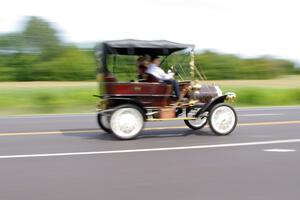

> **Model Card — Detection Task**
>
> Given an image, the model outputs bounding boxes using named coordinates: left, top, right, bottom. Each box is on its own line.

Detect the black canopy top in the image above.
left=97, top=39, right=194, bottom=56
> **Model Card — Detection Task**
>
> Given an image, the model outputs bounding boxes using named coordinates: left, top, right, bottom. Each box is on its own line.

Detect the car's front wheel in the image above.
left=208, top=103, right=237, bottom=136
left=184, top=111, right=208, bottom=130
left=110, top=104, right=144, bottom=140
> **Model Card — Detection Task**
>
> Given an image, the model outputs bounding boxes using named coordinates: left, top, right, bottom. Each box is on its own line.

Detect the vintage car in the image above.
left=95, top=39, right=237, bottom=139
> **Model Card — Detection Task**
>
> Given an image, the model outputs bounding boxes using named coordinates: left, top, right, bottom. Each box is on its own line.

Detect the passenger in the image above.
left=146, top=55, right=180, bottom=99
left=137, top=55, right=150, bottom=79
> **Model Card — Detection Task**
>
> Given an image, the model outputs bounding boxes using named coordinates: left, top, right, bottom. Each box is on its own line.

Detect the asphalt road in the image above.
left=0, top=106, right=300, bottom=200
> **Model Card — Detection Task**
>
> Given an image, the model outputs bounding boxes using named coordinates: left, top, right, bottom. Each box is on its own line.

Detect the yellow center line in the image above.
left=144, top=120, right=300, bottom=130
left=238, top=120, right=300, bottom=126
left=0, top=120, right=300, bottom=137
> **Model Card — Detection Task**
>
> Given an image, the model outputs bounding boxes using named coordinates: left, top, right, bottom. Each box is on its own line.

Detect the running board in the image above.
left=147, top=117, right=196, bottom=121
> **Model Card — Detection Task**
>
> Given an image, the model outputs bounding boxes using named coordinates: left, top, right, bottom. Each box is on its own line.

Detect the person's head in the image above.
left=151, top=55, right=161, bottom=66
left=137, top=55, right=151, bottom=67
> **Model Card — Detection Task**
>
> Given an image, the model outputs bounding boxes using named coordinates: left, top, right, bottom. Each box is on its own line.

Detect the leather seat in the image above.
left=144, top=73, right=160, bottom=82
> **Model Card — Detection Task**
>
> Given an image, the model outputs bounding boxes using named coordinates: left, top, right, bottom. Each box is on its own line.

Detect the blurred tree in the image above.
left=0, top=16, right=298, bottom=81
left=30, top=46, right=95, bottom=81
left=194, top=51, right=295, bottom=80
left=22, top=16, right=62, bottom=60
left=0, top=33, right=23, bottom=48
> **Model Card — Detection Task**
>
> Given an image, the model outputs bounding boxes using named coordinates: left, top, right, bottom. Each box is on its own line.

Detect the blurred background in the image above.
left=1, top=0, right=300, bottom=115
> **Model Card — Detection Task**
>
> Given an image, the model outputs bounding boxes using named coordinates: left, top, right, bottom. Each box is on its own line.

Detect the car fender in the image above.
left=195, top=95, right=228, bottom=117
left=100, top=97, right=146, bottom=117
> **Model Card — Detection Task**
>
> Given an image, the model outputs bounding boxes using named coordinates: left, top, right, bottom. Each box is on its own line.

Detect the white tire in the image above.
left=110, top=105, right=144, bottom=140
left=209, top=103, right=237, bottom=135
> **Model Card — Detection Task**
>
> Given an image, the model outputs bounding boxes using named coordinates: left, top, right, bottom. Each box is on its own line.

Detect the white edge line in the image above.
left=1, top=138, right=300, bottom=159
left=263, top=149, right=296, bottom=152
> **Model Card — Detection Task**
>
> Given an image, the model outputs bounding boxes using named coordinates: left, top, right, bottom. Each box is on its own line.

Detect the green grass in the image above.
left=0, top=82, right=300, bottom=115
left=0, top=86, right=98, bottom=115
left=222, top=87, right=300, bottom=107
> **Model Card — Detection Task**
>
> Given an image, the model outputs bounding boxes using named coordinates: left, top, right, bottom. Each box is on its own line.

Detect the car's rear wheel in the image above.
left=208, top=103, right=237, bottom=136
left=110, top=104, right=144, bottom=140
left=97, top=113, right=111, bottom=133
left=184, top=111, right=208, bottom=130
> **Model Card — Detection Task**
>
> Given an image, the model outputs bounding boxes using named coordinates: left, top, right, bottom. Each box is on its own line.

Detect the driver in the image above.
left=146, top=55, right=180, bottom=99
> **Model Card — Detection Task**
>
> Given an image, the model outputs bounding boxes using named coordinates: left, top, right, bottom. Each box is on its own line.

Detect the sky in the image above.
left=0, top=0, right=299, bottom=61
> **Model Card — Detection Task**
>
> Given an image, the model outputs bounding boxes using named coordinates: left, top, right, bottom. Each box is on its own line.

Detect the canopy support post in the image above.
left=190, top=49, right=195, bottom=81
